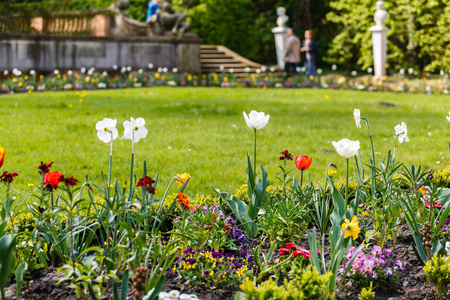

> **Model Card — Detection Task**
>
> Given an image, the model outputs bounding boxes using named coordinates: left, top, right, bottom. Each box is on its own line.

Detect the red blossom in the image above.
left=295, top=155, right=312, bottom=170
left=136, top=176, right=155, bottom=194
left=44, top=171, right=62, bottom=190
left=425, top=201, right=442, bottom=209
left=279, top=248, right=290, bottom=256
left=285, top=242, right=297, bottom=250
left=38, top=161, right=54, bottom=175
left=279, top=150, right=293, bottom=161
left=62, top=176, right=79, bottom=187
left=0, top=171, right=18, bottom=184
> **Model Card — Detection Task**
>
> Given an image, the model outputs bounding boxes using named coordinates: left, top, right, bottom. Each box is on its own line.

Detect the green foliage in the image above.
left=0, top=234, right=16, bottom=300
left=326, top=0, right=450, bottom=72
left=238, top=265, right=331, bottom=299
left=358, top=282, right=375, bottom=300
left=423, top=254, right=450, bottom=299
left=215, top=154, right=269, bottom=238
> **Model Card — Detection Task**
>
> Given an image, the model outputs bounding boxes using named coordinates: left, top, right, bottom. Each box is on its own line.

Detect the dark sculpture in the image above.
left=152, top=0, right=190, bottom=36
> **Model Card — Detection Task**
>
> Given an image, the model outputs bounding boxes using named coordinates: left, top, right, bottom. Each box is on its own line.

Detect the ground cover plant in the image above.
left=1, top=87, right=450, bottom=300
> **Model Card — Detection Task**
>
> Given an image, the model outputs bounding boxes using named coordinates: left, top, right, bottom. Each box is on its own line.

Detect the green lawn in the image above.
left=0, top=87, right=449, bottom=201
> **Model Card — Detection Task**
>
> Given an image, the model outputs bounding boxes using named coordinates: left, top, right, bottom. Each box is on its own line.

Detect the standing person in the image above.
left=146, top=0, right=160, bottom=24
left=301, top=30, right=317, bottom=78
left=283, top=28, right=301, bottom=78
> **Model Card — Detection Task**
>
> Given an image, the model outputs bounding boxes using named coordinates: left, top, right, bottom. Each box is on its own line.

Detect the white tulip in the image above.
left=81, top=67, right=86, bottom=73
left=95, top=118, right=118, bottom=143
left=331, top=64, right=337, bottom=71
left=408, top=68, right=414, bottom=75
left=123, top=117, right=148, bottom=143
left=446, top=111, right=450, bottom=123
left=162, top=67, right=168, bottom=73
left=30, top=70, right=36, bottom=75
left=256, top=69, right=261, bottom=74
left=394, top=122, right=409, bottom=143
left=351, top=70, right=357, bottom=76
left=148, top=63, right=154, bottom=69
left=229, top=68, right=234, bottom=73
left=317, top=68, right=323, bottom=74
left=399, top=69, right=405, bottom=75
left=243, top=110, right=270, bottom=130
left=244, top=67, right=250, bottom=73
left=353, top=109, right=361, bottom=128
left=270, top=67, right=275, bottom=72
left=113, top=65, right=118, bottom=70
left=332, top=139, right=360, bottom=159
left=367, top=67, right=373, bottom=73
left=127, top=66, right=132, bottom=72
left=138, top=69, right=143, bottom=74
left=261, top=66, right=267, bottom=72
left=219, top=65, right=224, bottom=71
left=172, top=67, right=178, bottom=73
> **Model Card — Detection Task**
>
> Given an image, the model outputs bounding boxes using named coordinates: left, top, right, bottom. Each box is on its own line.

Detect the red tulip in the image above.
left=295, top=155, right=312, bottom=170
left=0, top=146, right=4, bottom=169
left=44, top=171, right=62, bottom=189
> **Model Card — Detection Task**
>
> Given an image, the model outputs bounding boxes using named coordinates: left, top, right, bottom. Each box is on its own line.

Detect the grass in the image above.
left=0, top=87, right=449, bottom=202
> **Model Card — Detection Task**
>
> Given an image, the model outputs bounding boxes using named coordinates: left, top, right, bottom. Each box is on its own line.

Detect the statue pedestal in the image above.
left=370, top=25, right=388, bottom=80
left=272, top=27, right=287, bottom=69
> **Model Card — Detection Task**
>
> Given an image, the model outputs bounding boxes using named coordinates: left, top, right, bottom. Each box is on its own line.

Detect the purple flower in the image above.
left=203, top=270, right=209, bottom=276
left=372, top=245, right=382, bottom=256
left=183, top=248, right=194, bottom=255
left=186, top=258, right=197, bottom=264
left=395, top=260, right=405, bottom=271
left=383, top=248, right=392, bottom=257
left=212, top=251, right=223, bottom=258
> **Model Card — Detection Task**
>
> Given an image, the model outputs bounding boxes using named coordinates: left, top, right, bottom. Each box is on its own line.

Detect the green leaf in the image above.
left=121, top=270, right=129, bottom=300
left=0, top=234, right=16, bottom=294
left=15, top=262, right=28, bottom=299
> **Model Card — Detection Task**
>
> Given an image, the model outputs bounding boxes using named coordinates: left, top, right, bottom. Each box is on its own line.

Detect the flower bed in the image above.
left=1, top=107, right=450, bottom=300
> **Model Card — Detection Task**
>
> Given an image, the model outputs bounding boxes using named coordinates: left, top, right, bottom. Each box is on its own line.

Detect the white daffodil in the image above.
left=243, top=110, right=270, bottom=130
left=123, top=117, right=148, bottom=143
left=95, top=118, right=118, bottom=143
left=332, top=139, right=360, bottom=159
left=168, top=290, right=180, bottom=298
left=446, top=111, right=450, bottom=123
left=353, top=109, right=361, bottom=128
left=394, top=122, right=409, bottom=143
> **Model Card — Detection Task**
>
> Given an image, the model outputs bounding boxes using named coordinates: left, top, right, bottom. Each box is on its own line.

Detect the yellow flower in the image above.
left=309, top=75, right=315, bottom=81
left=155, top=72, right=160, bottom=78
left=176, top=173, right=190, bottom=187
left=327, top=169, right=336, bottom=177
left=28, top=183, right=34, bottom=187
left=223, top=77, right=228, bottom=82
left=341, top=215, right=360, bottom=240
left=85, top=77, right=90, bottom=82
left=69, top=104, right=73, bottom=108
left=324, top=94, right=330, bottom=100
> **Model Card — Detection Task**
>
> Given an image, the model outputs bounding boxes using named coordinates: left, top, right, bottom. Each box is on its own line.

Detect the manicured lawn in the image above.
left=0, top=87, right=449, bottom=201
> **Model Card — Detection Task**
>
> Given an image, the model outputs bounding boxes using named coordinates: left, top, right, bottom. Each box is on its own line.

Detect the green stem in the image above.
left=345, top=158, right=349, bottom=208
left=393, top=136, right=398, bottom=166
left=108, top=131, right=113, bottom=198
left=300, top=170, right=304, bottom=188
left=129, top=131, right=135, bottom=203
left=253, top=128, right=257, bottom=176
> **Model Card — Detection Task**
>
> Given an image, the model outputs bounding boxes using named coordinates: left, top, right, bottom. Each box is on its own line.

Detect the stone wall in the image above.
left=0, top=34, right=201, bottom=72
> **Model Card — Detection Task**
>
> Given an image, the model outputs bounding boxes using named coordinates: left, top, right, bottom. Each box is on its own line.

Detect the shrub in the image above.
left=423, top=254, right=450, bottom=299
left=238, top=265, right=331, bottom=299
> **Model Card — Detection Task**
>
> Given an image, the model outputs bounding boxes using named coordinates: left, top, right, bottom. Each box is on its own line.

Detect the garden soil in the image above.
left=4, top=225, right=437, bottom=299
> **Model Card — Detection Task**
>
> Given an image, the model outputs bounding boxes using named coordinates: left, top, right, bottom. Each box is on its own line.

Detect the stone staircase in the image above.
left=200, top=45, right=273, bottom=77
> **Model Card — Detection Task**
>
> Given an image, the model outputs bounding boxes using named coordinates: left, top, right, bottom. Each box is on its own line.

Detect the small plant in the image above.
left=340, top=245, right=404, bottom=290
left=358, top=282, right=375, bottom=300
left=174, top=248, right=251, bottom=288
left=423, top=254, right=450, bottom=299
left=236, top=265, right=331, bottom=300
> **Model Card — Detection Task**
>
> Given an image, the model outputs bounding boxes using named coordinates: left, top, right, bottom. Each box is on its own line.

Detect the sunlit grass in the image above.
left=1, top=87, right=449, bottom=202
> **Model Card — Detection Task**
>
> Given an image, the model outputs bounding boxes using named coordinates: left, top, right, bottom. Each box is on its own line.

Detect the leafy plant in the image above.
left=423, top=254, right=450, bottom=299
left=215, top=154, right=269, bottom=238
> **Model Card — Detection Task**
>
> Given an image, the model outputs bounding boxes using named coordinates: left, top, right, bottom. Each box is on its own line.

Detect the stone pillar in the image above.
left=369, top=26, right=388, bottom=80
left=272, top=27, right=287, bottom=69
left=370, top=1, right=388, bottom=80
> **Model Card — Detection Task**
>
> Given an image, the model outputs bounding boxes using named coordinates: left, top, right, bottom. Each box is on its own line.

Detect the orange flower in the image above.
left=176, top=192, right=191, bottom=209
left=0, top=146, right=4, bottom=169
left=418, top=186, right=427, bottom=196
left=295, top=155, right=312, bottom=170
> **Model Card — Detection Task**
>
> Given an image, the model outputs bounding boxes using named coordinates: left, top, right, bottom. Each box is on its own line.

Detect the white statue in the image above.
left=272, top=6, right=289, bottom=68
left=276, top=7, right=289, bottom=28
left=374, top=1, right=388, bottom=27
